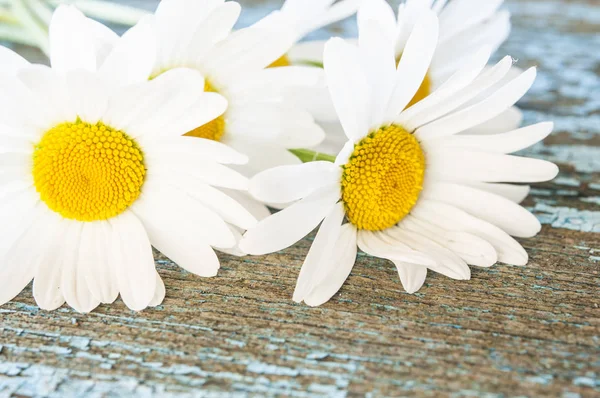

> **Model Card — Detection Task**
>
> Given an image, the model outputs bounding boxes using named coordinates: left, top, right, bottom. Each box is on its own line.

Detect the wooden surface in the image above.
left=1, top=0, right=599, bottom=396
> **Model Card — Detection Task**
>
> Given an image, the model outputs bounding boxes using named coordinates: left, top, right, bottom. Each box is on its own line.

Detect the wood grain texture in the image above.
left=1, top=0, right=599, bottom=396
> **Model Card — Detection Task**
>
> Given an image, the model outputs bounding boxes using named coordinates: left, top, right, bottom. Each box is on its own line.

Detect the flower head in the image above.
left=0, top=6, right=258, bottom=312
left=240, top=8, right=558, bottom=306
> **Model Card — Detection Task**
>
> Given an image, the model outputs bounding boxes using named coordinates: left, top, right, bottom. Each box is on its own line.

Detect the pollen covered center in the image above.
left=341, top=125, right=425, bottom=231
left=33, top=120, right=146, bottom=222
left=185, top=80, right=225, bottom=141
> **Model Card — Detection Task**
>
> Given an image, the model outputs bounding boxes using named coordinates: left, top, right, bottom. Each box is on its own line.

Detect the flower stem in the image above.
left=289, top=149, right=336, bottom=163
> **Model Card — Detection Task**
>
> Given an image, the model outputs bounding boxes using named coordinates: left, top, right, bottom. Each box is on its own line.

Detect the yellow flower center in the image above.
left=185, top=80, right=226, bottom=141
left=341, top=125, right=425, bottom=231
left=268, top=54, right=292, bottom=68
left=33, top=120, right=146, bottom=222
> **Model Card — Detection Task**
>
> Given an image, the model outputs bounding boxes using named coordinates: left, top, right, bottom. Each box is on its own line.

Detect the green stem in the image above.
left=289, top=149, right=336, bottom=163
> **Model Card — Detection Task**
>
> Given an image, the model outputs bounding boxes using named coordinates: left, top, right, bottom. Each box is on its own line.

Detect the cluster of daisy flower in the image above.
left=0, top=0, right=558, bottom=312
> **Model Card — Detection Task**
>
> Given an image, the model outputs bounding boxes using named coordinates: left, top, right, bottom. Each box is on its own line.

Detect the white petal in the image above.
left=412, top=200, right=528, bottom=266
left=323, top=38, right=370, bottom=142
left=385, top=9, right=439, bottom=121
left=293, top=202, right=345, bottom=302
left=358, top=19, right=397, bottom=129
left=103, top=68, right=207, bottom=138
left=136, top=177, right=236, bottom=248
left=33, top=216, right=69, bottom=311
left=0, top=46, right=29, bottom=75
left=61, top=221, right=101, bottom=313
left=141, top=136, right=248, bottom=165
left=147, top=170, right=257, bottom=230
left=422, top=182, right=541, bottom=238
left=249, top=161, right=341, bottom=204
left=461, top=106, right=523, bottom=135
left=394, top=262, right=428, bottom=294
left=0, top=206, right=51, bottom=306
left=49, top=6, right=97, bottom=74
left=66, top=70, right=109, bottom=124
left=144, top=150, right=248, bottom=191
left=303, top=224, right=358, bottom=307
left=382, top=228, right=471, bottom=280
left=99, top=16, right=156, bottom=89
left=17, top=65, right=75, bottom=125
left=401, top=215, right=497, bottom=267
left=111, top=211, right=156, bottom=311
left=438, top=0, right=504, bottom=40
left=225, top=103, right=325, bottom=148
left=80, top=221, right=119, bottom=304
left=357, top=231, right=437, bottom=267
left=223, top=136, right=302, bottom=177
left=462, top=182, right=530, bottom=204
left=132, top=196, right=221, bottom=277
left=287, top=40, right=327, bottom=64
left=357, top=0, right=397, bottom=41
left=239, top=184, right=341, bottom=255
left=416, top=68, right=537, bottom=140
left=401, top=56, right=513, bottom=132
left=425, top=148, right=559, bottom=183
left=219, top=188, right=272, bottom=222
left=149, top=274, right=166, bottom=307
left=180, top=2, right=241, bottom=68
left=428, top=122, right=552, bottom=154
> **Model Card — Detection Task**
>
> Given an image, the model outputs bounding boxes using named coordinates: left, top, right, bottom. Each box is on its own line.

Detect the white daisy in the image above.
left=304, top=0, right=521, bottom=153
left=239, top=9, right=559, bottom=306
left=140, top=0, right=326, bottom=180
left=0, top=6, right=258, bottom=313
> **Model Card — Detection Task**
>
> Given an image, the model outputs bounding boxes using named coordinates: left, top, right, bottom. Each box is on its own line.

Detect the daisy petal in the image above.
left=249, top=161, right=341, bottom=204
left=385, top=9, right=439, bottom=121
left=61, top=221, right=101, bottom=313
left=293, top=202, right=345, bottom=302
left=111, top=211, right=156, bottom=311
left=141, top=136, right=248, bottom=165
left=462, top=182, right=530, bottom=204
left=99, top=16, right=156, bottom=89
left=323, top=38, right=370, bottom=142
left=132, top=195, right=221, bottom=277
left=426, top=148, right=559, bottom=183
left=136, top=177, right=236, bottom=249
left=149, top=273, right=166, bottom=307
left=416, top=68, right=537, bottom=140
left=402, top=216, right=497, bottom=267
left=413, top=200, right=528, bottom=266
left=394, top=262, right=428, bottom=294
left=0, top=46, right=29, bottom=75
left=81, top=221, right=119, bottom=304
left=240, top=184, right=341, bottom=255
left=303, top=223, right=358, bottom=307
left=385, top=227, right=471, bottom=280
left=422, top=182, right=541, bottom=238
left=49, top=6, right=96, bottom=74
left=357, top=231, right=437, bottom=267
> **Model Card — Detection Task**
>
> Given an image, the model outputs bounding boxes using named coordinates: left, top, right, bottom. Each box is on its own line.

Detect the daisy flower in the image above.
left=310, top=0, right=520, bottom=153
left=239, top=9, right=559, bottom=306
left=141, top=0, right=326, bottom=183
left=0, top=6, right=258, bottom=313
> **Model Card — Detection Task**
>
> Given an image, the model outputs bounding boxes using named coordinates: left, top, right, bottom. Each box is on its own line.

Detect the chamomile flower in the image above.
left=240, top=9, right=559, bottom=306
left=311, top=0, right=520, bottom=153
left=140, top=0, right=326, bottom=180
left=0, top=6, right=257, bottom=313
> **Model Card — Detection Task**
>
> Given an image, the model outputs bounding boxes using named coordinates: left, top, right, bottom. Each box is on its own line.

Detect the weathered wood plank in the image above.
left=1, top=0, right=599, bottom=396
